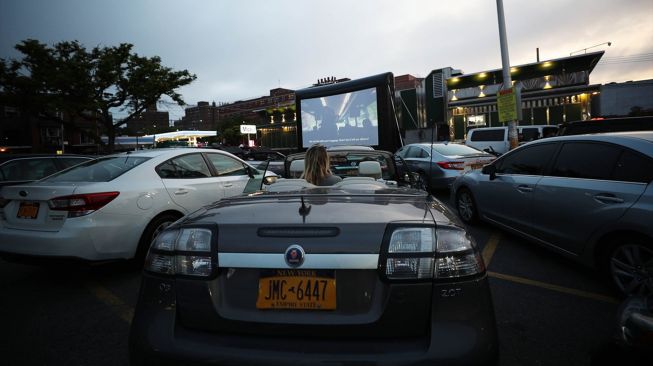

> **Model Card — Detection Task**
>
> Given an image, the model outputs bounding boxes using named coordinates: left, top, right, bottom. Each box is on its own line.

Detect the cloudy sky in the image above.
left=1, top=0, right=652, bottom=120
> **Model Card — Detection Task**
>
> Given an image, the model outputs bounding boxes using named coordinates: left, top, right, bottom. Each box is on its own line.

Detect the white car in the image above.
left=0, top=148, right=270, bottom=262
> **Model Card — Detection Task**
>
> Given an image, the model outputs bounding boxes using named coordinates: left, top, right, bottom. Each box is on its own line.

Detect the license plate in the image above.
left=256, top=269, right=336, bottom=310
left=470, top=163, right=485, bottom=170
left=17, top=202, right=39, bottom=219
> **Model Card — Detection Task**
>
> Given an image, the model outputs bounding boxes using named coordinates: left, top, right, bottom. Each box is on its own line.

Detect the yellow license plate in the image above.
left=256, top=269, right=336, bottom=310
left=17, top=202, right=39, bottom=219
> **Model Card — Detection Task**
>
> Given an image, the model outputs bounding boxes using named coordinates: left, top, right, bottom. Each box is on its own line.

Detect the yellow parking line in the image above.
left=481, top=233, right=501, bottom=267
left=85, top=281, right=134, bottom=324
left=488, top=271, right=620, bottom=304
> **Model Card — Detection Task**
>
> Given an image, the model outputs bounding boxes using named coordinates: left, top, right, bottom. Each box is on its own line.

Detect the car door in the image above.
left=204, top=152, right=253, bottom=197
left=157, top=153, right=224, bottom=212
left=474, top=142, right=559, bottom=232
left=529, top=142, right=651, bottom=255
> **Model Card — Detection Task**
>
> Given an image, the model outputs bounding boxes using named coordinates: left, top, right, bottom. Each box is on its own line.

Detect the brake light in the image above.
left=382, top=226, right=485, bottom=281
left=436, top=161, right=465, bottom=170
left=144, top=227, right=215, bottom=277
left=48, top=192, right=119, bottom=217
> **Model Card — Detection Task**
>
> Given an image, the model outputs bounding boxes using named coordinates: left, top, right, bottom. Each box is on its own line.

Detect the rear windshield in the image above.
left=46, top=156, right=150, bottom=182
left=431, top=144, right=483, bottom=157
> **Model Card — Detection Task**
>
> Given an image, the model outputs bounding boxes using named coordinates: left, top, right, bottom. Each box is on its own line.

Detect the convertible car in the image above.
left=129, top=148, right=499, bottom=366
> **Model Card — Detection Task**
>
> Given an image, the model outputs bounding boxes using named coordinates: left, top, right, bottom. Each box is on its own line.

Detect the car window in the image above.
left=550, top=142, right=621, bottom=180
left=431, top=144, right=483, bottom=157
left=613, top=149, right=653, bottom=183
left=405, top=146, right=429, bottom=158
left=157, top=154, right=212, bottom=179
left=520, top=128, right=540, bottom=141
left=0, top=158, right=58, bottom=181
left=470, top=129, right=505, bottom=142
left=496, top=143, right=558, bottom=175
left=58, top=157, right=92, bottom=168
left=48, top=156, right=150, bottom=182
left=205, top=153, right=248, bottom=177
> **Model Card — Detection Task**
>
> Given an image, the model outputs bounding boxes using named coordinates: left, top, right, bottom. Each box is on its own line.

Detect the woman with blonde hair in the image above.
left=302, top=144, right=342, bottom=186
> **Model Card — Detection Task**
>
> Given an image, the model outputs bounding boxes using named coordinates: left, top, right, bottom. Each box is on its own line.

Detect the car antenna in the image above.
left=299, top=195, right=311, bottom=224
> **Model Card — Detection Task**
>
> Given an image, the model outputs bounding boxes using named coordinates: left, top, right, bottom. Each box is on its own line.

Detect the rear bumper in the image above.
left=129, top=275, right=499, bottom=366
left=0, top=213, right=142, bottom=261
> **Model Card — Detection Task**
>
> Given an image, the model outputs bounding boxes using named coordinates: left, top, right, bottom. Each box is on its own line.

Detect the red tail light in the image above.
left=48, top=192, right=120, bottom=217
left=436, top=161, right=465, bottom=170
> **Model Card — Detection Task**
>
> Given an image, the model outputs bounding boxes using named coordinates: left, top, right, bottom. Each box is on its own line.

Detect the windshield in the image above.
left=45, top=156, right=151, bottom=182
left=431, top=144, right=485, bottom=157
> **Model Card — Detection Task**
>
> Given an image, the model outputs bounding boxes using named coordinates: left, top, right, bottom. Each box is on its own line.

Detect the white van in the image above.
left=465, top=125, right=558, bottom=154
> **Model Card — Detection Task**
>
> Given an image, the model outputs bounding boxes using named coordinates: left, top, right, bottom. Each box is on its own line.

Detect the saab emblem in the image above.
left=285, top=244, right=305, bottom=267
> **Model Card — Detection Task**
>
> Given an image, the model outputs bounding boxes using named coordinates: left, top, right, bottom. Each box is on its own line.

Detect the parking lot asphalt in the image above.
left=0, top=191, right=627, bottom=366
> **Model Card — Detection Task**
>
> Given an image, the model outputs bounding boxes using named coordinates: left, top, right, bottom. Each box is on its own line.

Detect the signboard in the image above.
left=497, top=87, right=518, bottom=123
left=240, top=125, right=257, bottom=134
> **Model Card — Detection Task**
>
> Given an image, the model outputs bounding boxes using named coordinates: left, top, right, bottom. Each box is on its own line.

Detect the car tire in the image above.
left=604, top=238, right=653, bottom=297
left=456, top=188, right=478, bottom=224
left=133, top=212, right=181, bottom=266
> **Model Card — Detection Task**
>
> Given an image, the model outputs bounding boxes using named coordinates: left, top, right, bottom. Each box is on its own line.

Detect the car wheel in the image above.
left=606, top=239, right=653, bottom=296
left=134, top=213, right=181, bottom=265
left=456, top=188, right=478, bottom=224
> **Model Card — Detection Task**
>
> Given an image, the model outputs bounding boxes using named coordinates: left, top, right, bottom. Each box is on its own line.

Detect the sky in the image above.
left=1, top=0, right=652, bottom=121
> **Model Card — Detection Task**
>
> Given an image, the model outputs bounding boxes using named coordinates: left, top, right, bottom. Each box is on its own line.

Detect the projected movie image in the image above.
left=300, top=87, right=379, bottom=148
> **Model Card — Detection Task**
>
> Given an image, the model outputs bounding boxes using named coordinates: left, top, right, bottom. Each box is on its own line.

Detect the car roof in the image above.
left=523, top=131, right=653, bottom=156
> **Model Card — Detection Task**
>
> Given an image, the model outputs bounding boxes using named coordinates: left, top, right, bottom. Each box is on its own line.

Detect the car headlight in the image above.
left=144, top=226, right=216, bottom=277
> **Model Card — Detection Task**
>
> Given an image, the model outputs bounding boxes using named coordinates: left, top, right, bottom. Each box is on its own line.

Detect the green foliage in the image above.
left=0, top=39, right=196, bottom=152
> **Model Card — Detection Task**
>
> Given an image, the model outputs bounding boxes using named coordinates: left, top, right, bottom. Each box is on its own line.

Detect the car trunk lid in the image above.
left=1, top=183, right=81, bottom=231
left=174, top=194, right=435, bottom=338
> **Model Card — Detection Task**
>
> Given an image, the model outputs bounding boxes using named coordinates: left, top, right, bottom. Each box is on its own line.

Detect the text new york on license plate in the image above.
left=256, top=269, right=336, bottom=310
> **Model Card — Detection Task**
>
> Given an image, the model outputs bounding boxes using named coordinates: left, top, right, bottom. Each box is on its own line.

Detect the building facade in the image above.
left=127, top=104, right=169, bottom=135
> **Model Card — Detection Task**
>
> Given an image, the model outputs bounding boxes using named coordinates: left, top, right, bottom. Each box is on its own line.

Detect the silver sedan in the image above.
left=395, top=143, right=495, bottom=190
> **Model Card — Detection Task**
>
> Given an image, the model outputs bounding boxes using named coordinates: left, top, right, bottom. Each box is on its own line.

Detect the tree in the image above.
left=0, top=39, right=196, bottom=152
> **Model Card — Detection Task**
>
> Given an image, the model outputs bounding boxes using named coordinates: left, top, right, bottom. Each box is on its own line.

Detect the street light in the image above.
left=570, top=41, right=612, bottom=56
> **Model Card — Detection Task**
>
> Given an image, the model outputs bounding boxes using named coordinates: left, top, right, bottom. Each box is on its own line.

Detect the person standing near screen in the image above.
left=302, top=144, right=342, bottom=186
left=318, top=106, right=339, bottom=143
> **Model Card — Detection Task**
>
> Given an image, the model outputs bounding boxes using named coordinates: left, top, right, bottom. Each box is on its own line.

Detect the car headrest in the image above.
left=289, top=159, right=305, bottom=178
left=358, top=161, right=382, bottom=179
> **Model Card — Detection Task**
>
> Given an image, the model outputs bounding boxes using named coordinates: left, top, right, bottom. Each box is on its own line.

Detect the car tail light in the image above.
left=436, top=161, right=465, bottom=170
left=382, top=225, right=485, bottom=281
left=48, top=192, right=120, bottom=217
left=144, top=227, right=216, bottom=277
left=434, top=228, right=485, bottom=278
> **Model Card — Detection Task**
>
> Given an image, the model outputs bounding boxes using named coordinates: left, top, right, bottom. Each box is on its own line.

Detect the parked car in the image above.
left=558, top=116, right=653, bottom=136
left=465, top=125, right=559, bottom=155
left=395, top=142, right=496, bottom=190
left=0, top=154, right=93, bottom=187
left=129, top=147, right=499, bottom=366
left=452, top=131, right=653, bottom=296
left=0, top=148, right=271, bottom=263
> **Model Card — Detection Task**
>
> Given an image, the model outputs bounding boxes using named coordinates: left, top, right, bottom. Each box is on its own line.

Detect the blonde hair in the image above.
left=302, top=144, right=332, bottom=185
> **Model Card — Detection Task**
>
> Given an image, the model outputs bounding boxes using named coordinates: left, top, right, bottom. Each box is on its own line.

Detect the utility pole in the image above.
left=496, top=0, right=519, bottom=150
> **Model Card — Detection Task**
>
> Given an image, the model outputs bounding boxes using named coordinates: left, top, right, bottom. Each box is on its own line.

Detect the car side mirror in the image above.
left=482, top=165, right=497, bottom=180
